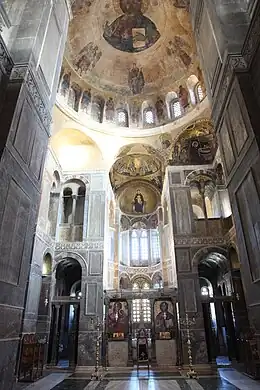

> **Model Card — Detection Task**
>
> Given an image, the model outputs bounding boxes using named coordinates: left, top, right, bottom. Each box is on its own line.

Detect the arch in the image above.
left=152, top=272, right=163, bottom=288
left=192, top=246, right=228, bottom=269
left=42, top=253, right=52, bottom=276
left=54, top=251, right=88, bottom=271
left=131, top=275, right=152, bottom=289
left=50, top=128, right=104, bottom=171
left=186, top=74, right=199, bottom=105
left=228, top=246, right=241, bottom=270
left=119, top=274, right=131, bottom=289
left=55, top=258, right=82, bottom=297
left=192, top=204, right=204, bottom=219
left=52, top=170, right=61, bottom=191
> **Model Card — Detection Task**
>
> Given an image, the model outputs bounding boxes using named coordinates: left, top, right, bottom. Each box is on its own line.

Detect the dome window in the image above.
left=144, top=108, right=155, bottom=125
left=171, top=100, right=182, bottom=119
left=117, top=109, right=128, bottom=127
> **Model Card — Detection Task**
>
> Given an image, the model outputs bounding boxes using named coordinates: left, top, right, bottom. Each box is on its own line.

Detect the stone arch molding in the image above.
left=53, top=251, right=88, bottom=271
left=191, top=246, right=228, bottom=270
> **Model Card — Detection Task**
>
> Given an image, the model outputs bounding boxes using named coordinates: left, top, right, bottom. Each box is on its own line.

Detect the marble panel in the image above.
left=170, top=172, right=181, bottom=185
left=85, top=283, right=97, bottom=315
left=0, top=339, right=18, bottom=390
left=108, top=341, right=128, bottom=367
left=235, top=171, right=260, bottom=281
left=176, top=248, right=190, bottom=273
left=87, top=192, right=105, bottom=239
left=219, top=119, right=235, bottom=175
left=198, top=5, right=220, bottom=87
left=77, top=331, right=96, bottom=366
left=180, top=279, right=197, bottom=312
left=0, top=304, right=22, bottom=339
left=89, top=251, right=103, bottom=275
left=12, top=98, right=35, bottom=164
left=155, top=339, right=177, bottom=366
left=171, top=188, right=193, bottom=235
left=227, top=91, right=248, bottom=155
left=39, top=9, right=61, bottom=91
left=0, top=178, right=30, bottom=285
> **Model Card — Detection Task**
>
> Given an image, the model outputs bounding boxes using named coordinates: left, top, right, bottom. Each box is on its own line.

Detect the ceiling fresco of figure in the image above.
left=103, top=0, right=160, bottom=53
left=110, top=143, right=165, bottom=196
left=66, top=0, right=198, bottom=97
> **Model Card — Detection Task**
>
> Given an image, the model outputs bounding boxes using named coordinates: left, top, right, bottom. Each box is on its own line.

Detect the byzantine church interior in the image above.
left=0, top=0, right=260, bottom=389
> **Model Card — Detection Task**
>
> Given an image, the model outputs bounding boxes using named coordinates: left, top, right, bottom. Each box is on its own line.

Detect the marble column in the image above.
left=165, top=168, right=208, bottom=365
left=0, top=1, right=71, bottom=388
left=77, top=172, right=107, bottom=367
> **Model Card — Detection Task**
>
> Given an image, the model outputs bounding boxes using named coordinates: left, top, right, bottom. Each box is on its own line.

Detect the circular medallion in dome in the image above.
left=67, top=0, right=196, bottom=97
left=105, top=0, right=160, bottom=53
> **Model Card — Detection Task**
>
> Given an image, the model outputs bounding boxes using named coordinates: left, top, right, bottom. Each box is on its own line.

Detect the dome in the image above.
left=67, top=0, right=196, bottom=97
left=58, top=0, right=207, bottom=131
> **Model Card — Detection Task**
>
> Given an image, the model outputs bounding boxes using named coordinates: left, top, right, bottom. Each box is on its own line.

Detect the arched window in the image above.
left=151, top=229, right=160, bottom=264
left=47, top=172, right=61, bottom=237
left=143, top=108, right=155, bottom=125
left=132, top=299, right=151, bottom=323
left=74, top=186, right=86, bottom=225
left=170, top=99, right=182, bottom=119
left=131, top=230, right=139, bottom=263
left=68, top=88, right=76, bottom=110
left=153, top=275, right=163, bottom=289
left=42, top=253, right=52, bottom=276
left=117, top=109, right=129, bottom=127
left=196, top=83, right=205, bottom=102
left=62, top=187, right=73, bottom=223
left=131, top=230, right=149, bottom=266
left=140, top=230, right=149, bottom=262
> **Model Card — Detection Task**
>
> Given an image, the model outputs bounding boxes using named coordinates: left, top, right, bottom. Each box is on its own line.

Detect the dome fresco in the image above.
left=66, top=0, right=198, bottom=97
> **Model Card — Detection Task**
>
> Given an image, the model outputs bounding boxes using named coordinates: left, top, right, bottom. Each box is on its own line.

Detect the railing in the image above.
left=18, top=334, right=45, bottom=383
left=194, top=216, right=234, bottom=237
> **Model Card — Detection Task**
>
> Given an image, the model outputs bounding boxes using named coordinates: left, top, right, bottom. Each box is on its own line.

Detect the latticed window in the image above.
left=132, top=299, right=141, bottom=323
left=171, top=100, right=182, bottom=119
left=151, top=229, right=160, bottom=262
left=144, top=108, right=155, bottom=125
left=132, top=299, right=151, bottom=323
left=117, top=109, right=128, bottom=127
left=131, top=230, right=149, bottom=265
left=140, top=230, right=149, bottom=261
left=131, top=230, right=139, bottom=261
left=196, top=84, right=204, bottom=102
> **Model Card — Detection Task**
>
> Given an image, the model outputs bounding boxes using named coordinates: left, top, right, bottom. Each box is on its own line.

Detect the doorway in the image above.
left=47, top=302, right=80, bottom=368
left=198, top=250, right=238, bottom=365
left=47, top=258, right=82, bottom=368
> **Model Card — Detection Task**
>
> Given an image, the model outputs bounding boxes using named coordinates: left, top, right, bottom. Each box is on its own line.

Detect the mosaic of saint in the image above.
left=133, top=190, right=145, bottom=213
left=103, top=0, right=160, bottom=53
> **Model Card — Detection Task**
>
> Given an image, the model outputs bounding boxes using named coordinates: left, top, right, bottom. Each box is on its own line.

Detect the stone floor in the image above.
left=15, top=368, right=260, bottom=390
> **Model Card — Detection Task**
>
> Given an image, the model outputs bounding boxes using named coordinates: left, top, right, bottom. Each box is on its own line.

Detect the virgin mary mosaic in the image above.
left=103, top=0, right=160, bottom=53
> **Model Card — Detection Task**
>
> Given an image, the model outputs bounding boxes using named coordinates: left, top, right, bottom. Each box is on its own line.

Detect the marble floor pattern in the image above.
left=17, top=369, right=260, bottom=390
